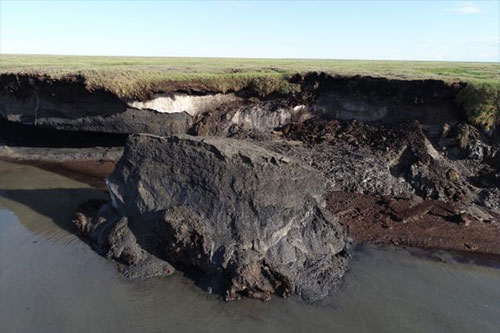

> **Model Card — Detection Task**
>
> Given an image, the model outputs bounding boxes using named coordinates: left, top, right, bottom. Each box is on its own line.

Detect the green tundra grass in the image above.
left=1, top=54, right=499, bottom=128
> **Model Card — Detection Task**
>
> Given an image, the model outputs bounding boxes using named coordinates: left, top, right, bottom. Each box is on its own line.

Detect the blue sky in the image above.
left=0, top=1, right=499, bottom=61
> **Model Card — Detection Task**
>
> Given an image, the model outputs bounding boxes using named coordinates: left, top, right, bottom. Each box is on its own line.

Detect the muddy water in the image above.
left=1, top=160, right=499, bottom=333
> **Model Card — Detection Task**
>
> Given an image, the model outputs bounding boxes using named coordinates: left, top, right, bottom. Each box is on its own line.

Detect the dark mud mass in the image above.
left=278, top=117, right=499, bottom=206
left=1, top=72, right=499, bottom=301
left=76, top=135, right=350, bottom=302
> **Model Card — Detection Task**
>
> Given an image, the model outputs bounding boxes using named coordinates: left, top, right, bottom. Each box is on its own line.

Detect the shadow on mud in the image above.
left=0, top=117, right=127, bottom=148
left=0, top=188, right=107, bottom=234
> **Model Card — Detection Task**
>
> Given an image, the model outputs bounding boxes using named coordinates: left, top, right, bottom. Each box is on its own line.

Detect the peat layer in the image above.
left=1, top=72, right=499, bottom=301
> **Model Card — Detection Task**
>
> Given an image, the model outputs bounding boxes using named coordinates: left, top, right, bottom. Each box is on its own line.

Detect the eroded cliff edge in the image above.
left=0, top=73, right=475, bottom=136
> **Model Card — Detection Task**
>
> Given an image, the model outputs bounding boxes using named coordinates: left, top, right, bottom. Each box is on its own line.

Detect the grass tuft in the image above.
left=455, top=80, right=500, bottom=129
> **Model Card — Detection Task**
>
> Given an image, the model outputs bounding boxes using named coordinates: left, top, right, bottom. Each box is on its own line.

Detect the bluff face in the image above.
left=75, top=134, right=351, bottom=301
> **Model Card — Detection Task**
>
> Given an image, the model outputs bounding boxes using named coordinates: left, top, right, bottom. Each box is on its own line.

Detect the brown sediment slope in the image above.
left=1, top=72, right=499, bottom=261
left=327, top=192, right=500, bottom=256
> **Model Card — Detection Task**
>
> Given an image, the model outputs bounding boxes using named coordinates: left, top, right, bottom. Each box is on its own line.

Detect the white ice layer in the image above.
left=128, top=93, right=240, bottom=116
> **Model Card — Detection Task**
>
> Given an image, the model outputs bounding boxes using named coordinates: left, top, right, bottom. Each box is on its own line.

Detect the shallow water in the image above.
left=1, top=160, right=499, bottom=333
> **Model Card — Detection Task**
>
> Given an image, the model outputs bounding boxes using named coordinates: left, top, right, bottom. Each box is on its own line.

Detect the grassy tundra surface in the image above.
left=1, top=54, right=499, bottom=128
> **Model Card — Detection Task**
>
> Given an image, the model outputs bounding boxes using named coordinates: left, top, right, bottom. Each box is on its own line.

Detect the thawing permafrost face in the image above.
left=127, top=93, right=240, bottom=116
left=230, top=105, right=310, bottom=130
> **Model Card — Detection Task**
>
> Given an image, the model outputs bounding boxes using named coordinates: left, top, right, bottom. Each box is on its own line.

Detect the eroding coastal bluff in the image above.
left=0, top=65, right=499, bottom=301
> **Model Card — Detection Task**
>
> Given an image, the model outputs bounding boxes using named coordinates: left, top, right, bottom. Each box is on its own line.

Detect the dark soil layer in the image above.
left=291, top=73, right=462, bottom=105
left=0, top=117, right=127, bottom=148
left=0, top=74, right=127, bottom=119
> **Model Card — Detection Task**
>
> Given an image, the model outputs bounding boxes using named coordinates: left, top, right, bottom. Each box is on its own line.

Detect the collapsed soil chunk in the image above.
left=76, top=134, right=351, bottom=302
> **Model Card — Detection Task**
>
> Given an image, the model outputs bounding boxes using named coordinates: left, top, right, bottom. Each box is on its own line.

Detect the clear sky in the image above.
left=0, top=0, right=499, bottom=61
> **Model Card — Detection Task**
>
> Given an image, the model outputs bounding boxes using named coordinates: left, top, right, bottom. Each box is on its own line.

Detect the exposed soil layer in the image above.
left=0, top=74, right=193, bottom=136
left=0, top=74, right=127, bottom=119
left=0, top=72, right=469, bottom=134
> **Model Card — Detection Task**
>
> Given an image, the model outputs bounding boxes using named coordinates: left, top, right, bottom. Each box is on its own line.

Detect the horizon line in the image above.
left=1, top=53, right=498, bottom=64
